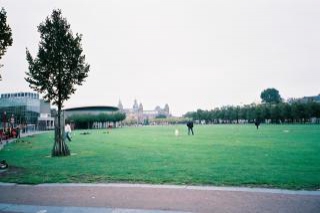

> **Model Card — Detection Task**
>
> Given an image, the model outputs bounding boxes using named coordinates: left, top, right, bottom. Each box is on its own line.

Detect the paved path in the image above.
left=0, top=183, right=319, bottom=213
left=0, top=203, right=185, bottom=213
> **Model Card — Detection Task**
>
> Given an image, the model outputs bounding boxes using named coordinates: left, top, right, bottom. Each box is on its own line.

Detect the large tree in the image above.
left=25, top=9, right=90, bottom=156
left=260, top=88, right=282, bottom=104
left=0, top=7, right=13, bottom=80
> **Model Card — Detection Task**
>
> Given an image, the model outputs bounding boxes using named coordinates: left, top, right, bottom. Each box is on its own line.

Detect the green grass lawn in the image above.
left=0, top=125, right=319, bottom=189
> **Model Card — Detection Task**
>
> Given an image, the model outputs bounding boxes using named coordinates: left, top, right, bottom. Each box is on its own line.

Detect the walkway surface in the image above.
left=0, top=183, right=319, bottom=213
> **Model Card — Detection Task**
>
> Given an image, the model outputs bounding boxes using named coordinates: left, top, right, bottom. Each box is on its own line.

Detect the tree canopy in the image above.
left=66, top=113, right=126, bottom=129
left=0, top=7, right=13, bottom=80
left=25, top=9, right=90, bottom=107
left=25, top=9, right=90, bottom=156
left=260, top=88, right=282, bottom=104
left=185, top=102, right=320, bottom=124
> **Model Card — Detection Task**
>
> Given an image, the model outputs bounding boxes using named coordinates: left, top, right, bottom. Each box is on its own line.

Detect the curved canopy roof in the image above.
left=64, top=106, right=118, bottom=112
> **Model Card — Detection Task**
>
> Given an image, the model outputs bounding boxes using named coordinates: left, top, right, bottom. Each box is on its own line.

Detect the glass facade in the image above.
left=0, top=92, right=40, bottom=128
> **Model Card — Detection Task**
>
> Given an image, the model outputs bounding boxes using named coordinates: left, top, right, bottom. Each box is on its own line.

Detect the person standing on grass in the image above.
left=16, top=124, right=21, bottom=138
left=187, top=121, right=194, bottom=135
left=254, top=119, right=261, bottom=130
left=65, top=123, right=72, bottom=142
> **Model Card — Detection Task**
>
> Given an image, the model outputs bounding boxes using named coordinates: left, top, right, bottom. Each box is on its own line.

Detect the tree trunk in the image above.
left=52, top=107, right=70, bottom=157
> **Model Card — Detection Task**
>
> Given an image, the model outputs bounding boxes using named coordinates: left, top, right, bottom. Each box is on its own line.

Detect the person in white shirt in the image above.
left=65, top=123, right=72, bottom=142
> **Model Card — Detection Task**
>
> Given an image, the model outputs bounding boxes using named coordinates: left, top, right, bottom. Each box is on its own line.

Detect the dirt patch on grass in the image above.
left=0, top=166, right=25, bottom=177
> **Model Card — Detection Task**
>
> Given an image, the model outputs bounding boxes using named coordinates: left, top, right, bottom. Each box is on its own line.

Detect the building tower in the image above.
left=138, top=103, right=143, bottom=113
left=164, top=104, right=170, bottom=115
left=118, top=100, right=124, bottom=112
left=138, top=103, right=144, bottom=123
left=133, top=99, right=139, bottom=112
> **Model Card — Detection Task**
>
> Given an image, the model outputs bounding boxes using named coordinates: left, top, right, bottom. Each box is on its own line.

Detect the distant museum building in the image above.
left=118, top=99, right=170, bottom=124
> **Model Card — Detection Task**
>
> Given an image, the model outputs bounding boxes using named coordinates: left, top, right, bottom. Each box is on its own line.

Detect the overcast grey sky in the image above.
left=1, top=0, right=319, bottom=115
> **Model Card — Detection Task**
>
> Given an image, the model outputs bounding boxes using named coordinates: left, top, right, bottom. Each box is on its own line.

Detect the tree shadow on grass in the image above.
left=0, top=166, right=25, bottom=178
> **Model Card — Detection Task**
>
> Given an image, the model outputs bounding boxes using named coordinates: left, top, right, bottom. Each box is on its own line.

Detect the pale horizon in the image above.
left=1, top=0, right=320, bottom=116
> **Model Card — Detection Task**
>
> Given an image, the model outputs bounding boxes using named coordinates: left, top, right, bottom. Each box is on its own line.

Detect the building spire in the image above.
left=118, top=99, right=123, bottom=111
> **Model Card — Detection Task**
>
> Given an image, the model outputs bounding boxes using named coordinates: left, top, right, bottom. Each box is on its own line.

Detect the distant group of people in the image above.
left=0, top=125, right=22, bottom=142
left=63, top=119, right=262, bottom=142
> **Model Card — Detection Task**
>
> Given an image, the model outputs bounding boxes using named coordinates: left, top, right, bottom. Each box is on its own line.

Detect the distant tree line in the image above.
left=66, top=112, right=126, bottom=129
left=185, top=88, right=320, bottom=124
left=185, top=102, right=320, bottom=124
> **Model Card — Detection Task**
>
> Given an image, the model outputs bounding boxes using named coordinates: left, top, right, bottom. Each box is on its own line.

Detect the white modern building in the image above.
left=0, top=92, right=54, bottom=130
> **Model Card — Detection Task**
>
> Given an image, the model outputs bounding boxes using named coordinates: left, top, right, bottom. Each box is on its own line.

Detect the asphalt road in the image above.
left=0, top=183, right=319, bottom=213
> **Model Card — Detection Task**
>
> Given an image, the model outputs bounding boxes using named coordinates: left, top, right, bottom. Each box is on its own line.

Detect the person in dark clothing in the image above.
left=187, top=121, right=194, bottom=135
left=16, top=125, right=21, bottom=138
left=254, top=119, right=261, bottom=130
